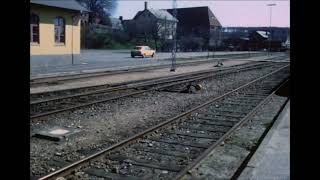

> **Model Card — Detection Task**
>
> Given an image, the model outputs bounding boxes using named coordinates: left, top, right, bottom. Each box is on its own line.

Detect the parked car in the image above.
left=131, top=46, right=156, bottom=58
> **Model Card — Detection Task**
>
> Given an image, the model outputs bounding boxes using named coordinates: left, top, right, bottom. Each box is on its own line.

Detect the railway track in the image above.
left=30, top=62, right=285, bottom=120
left=30, top=61, right=274, bottom=101
left=264, top=54, right=289, bottom=61
left=36, top=64, right=289, bottom=180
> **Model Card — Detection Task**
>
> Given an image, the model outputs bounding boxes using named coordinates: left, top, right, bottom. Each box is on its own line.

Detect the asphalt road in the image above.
left=30, top=50, right=259, bottom=76
left=76, top=50, right=253, bottom=64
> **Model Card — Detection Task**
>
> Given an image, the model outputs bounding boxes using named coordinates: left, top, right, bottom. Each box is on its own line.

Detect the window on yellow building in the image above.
left=30, top=13, right=39, bottom=43
left=54, top=17, right=65, bottom=44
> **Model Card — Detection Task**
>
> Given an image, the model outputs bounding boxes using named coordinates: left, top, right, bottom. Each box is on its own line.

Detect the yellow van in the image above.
left=131, top=46, right=156, bottom=58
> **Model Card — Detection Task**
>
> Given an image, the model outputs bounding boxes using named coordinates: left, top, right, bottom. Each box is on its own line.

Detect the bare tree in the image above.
left=77, top=0, right=117, bottom=25
left=150, top=20, right=162, bottom=51
left=137, top=19, right=161, bottom=47
left=146, top=18, right=172, bottom=51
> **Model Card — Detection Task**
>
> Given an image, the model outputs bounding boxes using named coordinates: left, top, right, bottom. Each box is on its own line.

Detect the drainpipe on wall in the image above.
left=71, top=15, right=77, bottom=65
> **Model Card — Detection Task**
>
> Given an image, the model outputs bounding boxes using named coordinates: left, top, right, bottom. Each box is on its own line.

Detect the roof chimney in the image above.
left=144, top=1, right=148, bottom=10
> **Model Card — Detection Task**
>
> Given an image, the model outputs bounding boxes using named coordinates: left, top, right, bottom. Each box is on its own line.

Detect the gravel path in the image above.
left=30, top=65, right=285, bottom=177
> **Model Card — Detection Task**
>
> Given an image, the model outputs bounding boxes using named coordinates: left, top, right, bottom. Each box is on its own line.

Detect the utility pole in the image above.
left=212, top=28, right=215, bottom=58
left=207, top=27, right=211, bottom=59
left=267, top=3, right=276, bottom=56
left=207, top=34, right=210, bottom=59
left=170, top=0, right=177, bottom=72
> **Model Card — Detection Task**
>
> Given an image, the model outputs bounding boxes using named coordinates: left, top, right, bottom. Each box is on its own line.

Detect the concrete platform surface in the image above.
left=30, top=60, right=251, bottom=94
left=238, top=101, right=290, bottom=180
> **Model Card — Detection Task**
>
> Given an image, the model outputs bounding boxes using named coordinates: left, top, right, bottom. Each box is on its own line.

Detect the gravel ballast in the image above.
left=30, top=64, right=287, bottom=177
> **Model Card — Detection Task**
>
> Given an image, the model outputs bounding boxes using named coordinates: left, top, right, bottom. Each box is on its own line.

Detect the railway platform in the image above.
left=238, top=101, right=290, bottom=180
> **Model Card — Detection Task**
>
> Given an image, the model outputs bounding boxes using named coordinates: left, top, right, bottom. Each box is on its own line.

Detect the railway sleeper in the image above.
left=220, top=101, right=258, bottom=107
left=242, top=89, right=271, bottom=93
left=159, top=88, right=184, bottom=93
left=129, top=146, right=193, bottom=159
left=240, top=92, right=268, bottom=97
left=165, top=130, right=221, bottom=140
left=208, top=105, right=254, bottom=112
left=203, top=108, right=249, bottom=114
left=132, top=142, right=202, bottom=157
left=154, top=133, right=214, bottom=145
left=147, top=137, right=210, bottom=149
left=236, top=95, right=267, bottom=100
left=204, top=114, right=244, bottom=120
left=178, top=124, right=230, bottom=134
left=124, top=148, right=189, bottom=164
left=221, top=100, right=260, bottom=107
left=240, top=93, right=270, bottom=97
left=233, top=97, right=265, bottom=101
left=190, top=118, right=236, bottom=127
left=47, top=158, right=70, bottom=168
left=107, top=154, right=184, bottom=172
left=184, top=122, right=234, bottom=132
left=84, top=168, right=145, bottom=180
left=195, top=116, right=239, bottom=123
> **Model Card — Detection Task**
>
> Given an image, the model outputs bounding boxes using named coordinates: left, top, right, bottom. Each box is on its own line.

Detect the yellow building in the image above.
left=30, top=0, right=88, bottom=68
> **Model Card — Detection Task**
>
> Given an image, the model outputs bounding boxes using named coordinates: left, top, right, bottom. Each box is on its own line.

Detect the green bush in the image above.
left=82, top=27, right=109, bottom=49
left=81, top=25, right=132, bottom=49
left=82, top=26, right=168, bottom=50
left=179, top=37, right=204, bottom=51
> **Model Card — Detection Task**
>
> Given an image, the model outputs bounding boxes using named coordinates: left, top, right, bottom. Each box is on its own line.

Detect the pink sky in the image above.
left=113, top=0, right=290, bottom=27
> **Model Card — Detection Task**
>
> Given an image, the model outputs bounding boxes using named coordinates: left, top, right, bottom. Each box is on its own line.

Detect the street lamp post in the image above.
left=170, top=0, right=177, bottom=72
left=170, top=0, right=178, bottom=72
left=267, top=3, right=276, bottom=56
